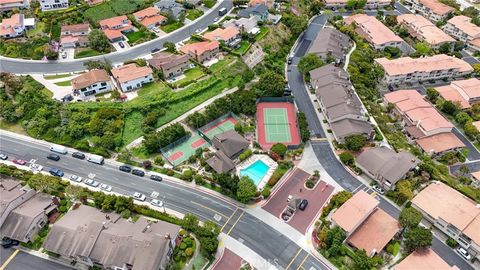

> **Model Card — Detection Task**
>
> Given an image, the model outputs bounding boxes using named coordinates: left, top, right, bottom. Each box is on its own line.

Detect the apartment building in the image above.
left=99, top=15, right=133, bottom=42
left=435, top=78, right=480, bottom=109
left=43, top=205, right=181, bottom=270
left=71, top=69, right=112, bottom=98
left=375, top=54, right=473, bottom=85
left=179, top=40, right=220, bottom=63
left=39, top=0, right=69, bottom=11
left=412, top=182, right=480, bottom=262
left=308, top=27, right=350, bottom=62
left=147, top=52, right=190, bottom=78
left=443, top=16, right=480, bottom=51
left=60, top=23, right=90, bottom=48
left=133, top=7, right=166, bottom=29
left=323, top=0, right=391, bottom=9
left=203, top=27, right=241, bottom=47
left=344, top=14, right=411, bottom=53
left=0, top=0, right=29, bottom=11
left=396, top=14, right=455, bottom=49
left=310, top=64, right=373, bottom=143
left=111, top=63, right=153, bottom=92
left=394, top=249, right=459, bottom=270
left=0, top=14, right=26, bottom=39
left=0, top=179, right=35, bottom=226
left=405, top=0, right=454, bottom=22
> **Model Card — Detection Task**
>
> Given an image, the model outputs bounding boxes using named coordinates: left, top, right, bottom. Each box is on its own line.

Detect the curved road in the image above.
left=0, top=0, right=233, bottom=74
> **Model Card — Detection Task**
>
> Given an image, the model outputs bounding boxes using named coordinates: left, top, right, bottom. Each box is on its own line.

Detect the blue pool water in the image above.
left=240, top=160, right=270, bottom=186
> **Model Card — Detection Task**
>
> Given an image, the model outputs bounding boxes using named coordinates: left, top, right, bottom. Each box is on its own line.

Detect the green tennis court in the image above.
left=264, top=108, right=291, bottom=143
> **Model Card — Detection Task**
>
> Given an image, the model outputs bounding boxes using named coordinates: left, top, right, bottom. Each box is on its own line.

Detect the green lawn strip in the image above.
left=54, top=80, right=72, bottom=86
left=186, top=9, right=204, bottom=20
left=202, top=0, right=216, bottom=8
left=27, top=22, right=46, bottom=38
left=255, top=26, right=269, bottom=41
left=75, top=48, right=102, bottom=59
left=126, top=30, right=148, bottom=45
left=233, top=40, right=251, bottom=55
left=43, top=74, right=71, bottom=80
left=84, top=2, right=116, bottom=22
left=208, top=56, right=235, bottom=73
left=161, top=21, right=184, bottom=33
left=122, top=110, right=145, bottom=145
left=172, top=67, right=205, bottom=87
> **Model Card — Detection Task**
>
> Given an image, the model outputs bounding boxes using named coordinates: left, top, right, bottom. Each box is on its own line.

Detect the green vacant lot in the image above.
left=233, top=40, right=251, bottom=55
left=161, top=21, right=184, bottom=33
left=186, top=9, right=204, bottom=21
left=75, top=48, right=102, bottom=59
left=172, top=67, right=205, bottom=87
left=125, top=30, right=149, bottom=45
left=54, top=81, right=72, bottom=86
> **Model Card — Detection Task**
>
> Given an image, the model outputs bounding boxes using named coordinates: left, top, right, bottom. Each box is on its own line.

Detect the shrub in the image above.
left=271, top=143, right=288, bottom=157
left=154, top=156, right=165, bottom=166
left=339, top=152, right=354, bottom=166
left=185, top=247, right=194, bottom=257
left=446, top=237, right=458, bottom=248
left=239, top=149, right=253, bottom=161
left=179, top=243, right=187, bottom=250
left=261, top=187, right=271, bottom=198
left=166, top=170, right=175, bottom=176
left=306, top=180, right=315, bottom=189
left=59, top=205, right=68, bottom=213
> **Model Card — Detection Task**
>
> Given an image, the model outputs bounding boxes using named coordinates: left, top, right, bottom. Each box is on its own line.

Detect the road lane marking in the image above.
left=0, top=249, right=19, bottom=270
left=190, top=201, right=229, bottom=219
left=226, top=211, right=244, bottom=235
left=221, top=208, right=238, bottom=231
left=285, top=249, right=302, bottom=270
left=296, top=254, right=309, bottom=270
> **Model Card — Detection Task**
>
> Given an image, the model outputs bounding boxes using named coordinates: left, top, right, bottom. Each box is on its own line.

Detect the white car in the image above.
left=133, top=192, right=146, bottom=202
left=150, top=199, right=163, bottom=207
left=69, top=175, right=83, bottom=183
left=153, top=28, right=160, bottom=33
left=372, top=184, right=385, bottom=195
left=85, top=178, right=99, bottom=187
left=99, top=183, right=112, bottom=192
left=195, top=29, right=201, bottom=34
left=213, top=17, right=219, bottom=22
left=30, top=164, right=43, bottom=172
left=61, top=51, right=67, bottom=59
left=456, top=247, right=472, bottom=260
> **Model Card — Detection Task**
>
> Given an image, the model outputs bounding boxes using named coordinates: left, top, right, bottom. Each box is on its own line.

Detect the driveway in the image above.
left=112, top=41, right=130, bottom=51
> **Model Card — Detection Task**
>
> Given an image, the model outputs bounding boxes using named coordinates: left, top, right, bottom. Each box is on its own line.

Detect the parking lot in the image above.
left=262, top=167, right=335, bottom=234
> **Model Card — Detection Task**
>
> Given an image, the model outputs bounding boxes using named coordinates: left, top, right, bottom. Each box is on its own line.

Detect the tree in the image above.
left=415, top=42, right=431, bottom=56
left=455, top=111, right=471, bottom=125
left=438, top=43, right=452, bottom=54
left=44, top=47, right=58, bottom=60
left=64, top=184, right=85, bottom=201
left=473, top=63, right=480, bottom=77
left=426, top=88, right=439, bottom=102
left=404, top=226, right=433, bottom=252
left=163, top=41, right=176, bottom=53
left=395, top=180, right=414, bottom=204
left=344, top=134, right=366, bottom=151
left=462, top=6, right=479, bottom=18
left=324, top=226, right=346, bottom=257
left=339, top=152, right=354, bottom=166
left=254, top=71, right=285, bottom=97
left=88, top=29, right=110, bottom=53
left=384, top=46, right=401, bottom=58
left=385, top=15, right=397, bottom=27
left=352, top=249, right=376, bottom=270
left=182, top=214, right=199, bottom=231
left=399, top=207, right=422, bottom=232
left=439, top=100, right=460, bottom=115
left=464, top=121, right=479, bottom=140
left=236, top=176, right=257, bottom=203
left=271, top=143, right=288, bottom=158
left=298, top=53, right=324, bottom=74
left=83, top=59, right=112, bottom=73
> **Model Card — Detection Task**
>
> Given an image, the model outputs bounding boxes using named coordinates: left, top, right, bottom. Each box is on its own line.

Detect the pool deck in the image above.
left=236, top=154, right=277, bottom=190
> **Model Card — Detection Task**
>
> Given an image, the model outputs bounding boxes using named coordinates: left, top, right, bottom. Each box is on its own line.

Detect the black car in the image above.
left=151, top=47, right=161, bottom=54
left=72, top=152, right=85, bottom=159
left=1, top=238, right=19, bottom=248
left=119, top=42, right=125, bottom=48
left=287, top=57, right=293, bottom=65
left=298, top=199, right=308, bottom=211
left=47, top=154, right=61, bottom=161
left=132, top=169, right=145, bottom=177
left=119, top=165, right=132, bottom=173
left=150, top=175, right=163, bottom=182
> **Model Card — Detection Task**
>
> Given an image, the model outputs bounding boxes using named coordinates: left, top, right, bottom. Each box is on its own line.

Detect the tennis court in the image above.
left=263, top=108, right=292, bottom=143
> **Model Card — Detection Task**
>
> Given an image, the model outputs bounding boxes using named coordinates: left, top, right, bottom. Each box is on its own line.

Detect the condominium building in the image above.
left=443, top=16, right=480, bottom=51
left=375, top=54, right=473, bottom=85
left=71, top=69, right=112, bottom=98
left=323, top=0, right=391, bottom=10
left=396, top=14, right=455, bottom=48
left=404, top=0, right=454, bottom=22
left=111, top=64, right=153, bottom=92
left=0, top=0, right=29, bottom=11
left=435, top=78, right=480, bottom=109
left=308, top=27, right=350, bottom=62
left=39, top=0, right=69, bottom=11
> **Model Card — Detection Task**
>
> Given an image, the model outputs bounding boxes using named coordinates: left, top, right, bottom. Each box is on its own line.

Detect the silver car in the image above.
left=99, top=183, right=112, bottom=192
left=69, top=175, right=83, bottom=183
left=133, top=192, right=146, bottom=201
left=150, top=199, right=163, bottom=207
left=85, top=178, right=99, bottom=187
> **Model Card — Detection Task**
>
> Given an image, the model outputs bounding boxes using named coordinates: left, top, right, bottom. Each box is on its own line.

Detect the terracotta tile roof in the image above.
left=179, top=40, right=219, bottom=56
left=375, top=55, right=473, bottom=76
left=435, top=85, right=471, bottom=109
left=99, top=15, right=130, bottom=29
left=147, top=52, right=189, bottom=70
left=71, top=69, right=110, bottom=90
left=344, top=14, right=404, bottom=46
left=416, top=132, right=465, bottom=153
left=384, top=89, right=431, bottom=112
left=133, top=7, right=160, bottom=19
left=61, top=23, right=90, bottom=33
left=347, top=209, right=400, bottom=256
left=203, top=27, right=240, bottom=41
left=139, top=14, right=166, bottom=27
left=447, top=16, right=480, bottom=38
left=1, top=0, right=25, bottom=3
left=111, top=64, right=153, bottom=83
left=394, top=249, right=459, bottom=270
left=471, top=170, right=480, bottom=181
left=405, top=107, right=453, bottom=132
left=331, top=190, right=379, bottom=234
left=468, top=38, right=480, bottom=47
left=397, top=14, right=455, bottom=46
left=0, top=14, right=23, bottom=36
left=463, top=215, right=480, bottom=245
left=419, top=0, right=454, bottom=15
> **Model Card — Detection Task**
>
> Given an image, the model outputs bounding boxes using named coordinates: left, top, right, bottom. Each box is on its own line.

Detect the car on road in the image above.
left=49, top=145, right=67, bottom=154
left=119, top=42, right=125, bottom=48
left=195, top=29, right=201, bottom=34
left=372, top=184, right=385, bottom=195
left=30, top=164, right=43, bottom=172
left=287, top=57, right=293, bottom=65
left=133, top=192, right=146, bottom=201
left=119, top=165, right=132, bottom=173
left=456, top=247, right=472, bottom=260
left=69, top=175, right=83, bottom=183
left=99, top=183, right=112, bottom=192
left=213, top=17, right=219, bottom=22
left=49, top=168, right=64, bottom=177
left=151, top=47, right=161, bottom=53
left=0, top=153, right=8, bottom=160
left=85, top=178, right=100, bottom=187
left=72, top=152, right=85, bottom=159
left=47, top=154, right=61, bottom=161
left=150, top=175, right=163, bottom=182
left=150, top=199, right=163, bottom=207
left=1, top=238, right=19, bottom=248
left=12, top=159, right=27, bottom=165
left=298, top=199, right=308, bottom=211
left=132, top=169, right=145, bottom=177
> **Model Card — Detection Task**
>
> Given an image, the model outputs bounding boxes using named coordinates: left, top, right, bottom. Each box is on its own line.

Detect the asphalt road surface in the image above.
left=0, top=248, right=72, bottom=270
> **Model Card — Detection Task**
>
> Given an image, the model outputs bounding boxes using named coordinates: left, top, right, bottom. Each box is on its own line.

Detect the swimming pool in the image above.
left=240, top=159, right=270, bottom=186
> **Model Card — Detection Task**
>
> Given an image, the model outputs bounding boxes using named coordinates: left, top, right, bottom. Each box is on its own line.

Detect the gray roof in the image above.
left=223, top=17, right=259, bottom=33
left=148, top=52, right=189, bottom=71
left=206, top=151, right=236, bottom=173
left=309, top=28, right=350, bottom=59
left=356, top=147, right=419, bottom=185
left=212, top=130, right=249, bottom=158
left=238, top=4, right=268, bottom=18
left=330, top=118, right=373, bottom=141
left=0, top=179, right=35, bottom=226
left=154, top=0, right=184, bottom=17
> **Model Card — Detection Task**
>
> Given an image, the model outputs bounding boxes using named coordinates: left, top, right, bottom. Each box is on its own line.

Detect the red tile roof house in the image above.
left=203, top=27, right=241, bottom=48
left=396, top=14, right=455, bottom=49
left=71, top=69, right=112, bottom=98
left=179, top=40, right=220, bottom=64
left=405, top=0, right=455, bottom=22
left=147, top=52, right=190, bottom=78
left=331, top=191, right=400, bottom=257
left=0, top=14, right=27, bottom=39
left=435, top=78, right=480, bottom=109
left=99, top=15, right=133, bottom=43
left=394, top=248, right=460, bottom=270
left=412, top=182, right=480, bottom=262
left=60, top=23, right=90, bottom=48
left=111, top=63, right=154, bottom=92
left=133, top=7, right=166, bottom=30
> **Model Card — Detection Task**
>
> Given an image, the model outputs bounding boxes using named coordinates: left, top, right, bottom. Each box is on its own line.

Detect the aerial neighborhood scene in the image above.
left=2, top=0, right=480, bottom=269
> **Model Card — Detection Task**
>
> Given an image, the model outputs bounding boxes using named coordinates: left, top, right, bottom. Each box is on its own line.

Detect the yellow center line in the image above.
left=190, top=201, right=229, bottom=219
left=227, top=211, right=244, bottom=235
left=221, top=208, right=238, bottom=231
left=296, top=253, right=309, bottom=270
left=285, top=248, right=302, bottom=270
left=0, top=249, right=19, bottom=270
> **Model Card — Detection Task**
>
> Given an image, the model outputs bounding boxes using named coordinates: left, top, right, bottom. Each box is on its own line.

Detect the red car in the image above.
left=12, top=159, right=27, bottom=165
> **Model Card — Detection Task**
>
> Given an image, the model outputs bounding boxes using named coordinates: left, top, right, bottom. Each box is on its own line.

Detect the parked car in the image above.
left=47, top=154, right=61, bottom=161
left=49, top=168, right=64, bottom=177
left=69, top=175, right=83, bottom=183
left=62, top=94, right=73, bottom=102
left=0, top=153, right=8, bottom=160
left=150, top=174, right=163, bottom=182
left=72, top=152, right=85, bottom=159
left=85, top=178, right=99, bottom=187
left=30, top=164, right=43, bottom=172
left=61, top=51, right=67, bottom=59
left=150, top=199, right=163, bottom=207
left=1, top=238, right=19, bottom=248
left=213, top=17, right=219, bottom=22
left=151, top=47, right=161, bottom=53
left=133, top=192, right=146, bottom=201
left=372, top=184, right=385, bottom=195
left=49, top=145, right=67, bottom=154
left=287, top=57, right=293, bottom=65
left=12, top=159, right=27, bottom=165
left=298, top=199, right=308, bottom=211
left=87, top=154, right=104, bottom=165
left=119, top=165, right=132, bottom=173
left=132, top=169, right=145, bottom=177
left=456, top=247, right=472, bottom=260
left=119, top=42, right=125, bottom=48
left=99, top=183, right=112, bottom=192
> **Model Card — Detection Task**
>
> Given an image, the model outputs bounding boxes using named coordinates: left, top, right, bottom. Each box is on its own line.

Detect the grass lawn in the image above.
left=75, top=48, right=102, bottom=59
left=161, top=21, right=184, bottom=33
left=255, top=26, right=269, bottom=41
left=41, top=88, right=54, bottom=98
left=126, top=30, right=148, bottom=45
left=233, top=40, right=251, bottom=55
left=54, top=81, right=71, bottom=86
left=43, top=74, right=71, bottom=80
left=122, top=111, right=145, bottom=145
left=186, top=9, right=204, bottom=21
left=172, top=67, right=205, bottom=87
left=27, top=22, right=46, bottom=38
left=209, top=55, right=235, bottom=73
left=0, top=120, right=28, bottom=135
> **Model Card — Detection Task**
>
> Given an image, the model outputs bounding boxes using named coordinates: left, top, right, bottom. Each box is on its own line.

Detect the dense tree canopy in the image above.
left=236, top=177, right=257, bottom=203
left=298, top=53, right=324, bottom=74
left=254, top=71, right=285, bottom=97
left=88, top=29, right=111, bottom=53
left=404, top=226, right=433, bottom=252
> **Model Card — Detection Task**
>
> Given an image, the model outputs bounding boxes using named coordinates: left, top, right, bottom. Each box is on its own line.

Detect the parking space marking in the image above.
left=285, top=249, right=302, bottom=270
left=190, top=201, right=229, bottom=219
left=297, top=254, right=309, bottom=270
left=227, top=211, right=244, bottom=235
left=0, top=249, right=19, bottom=270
